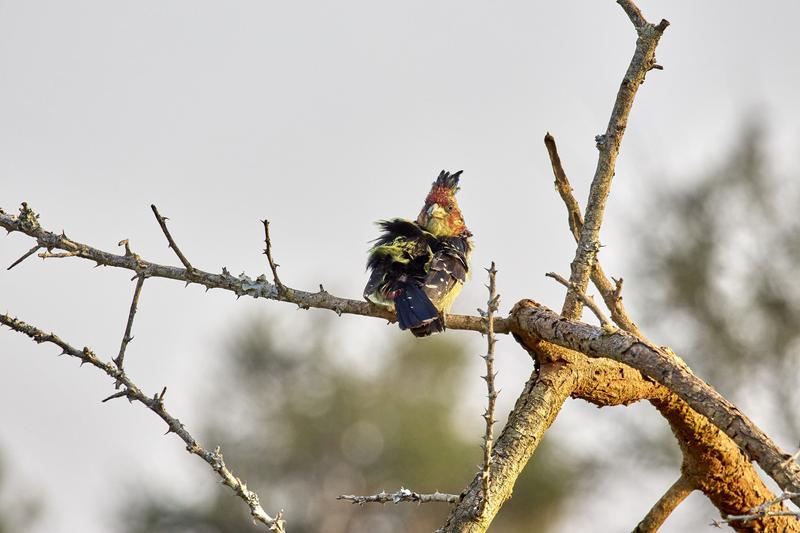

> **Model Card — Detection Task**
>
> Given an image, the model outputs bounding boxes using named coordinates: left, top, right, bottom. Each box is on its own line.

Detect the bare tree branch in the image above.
left=546, top=272, right=615, bottom=331
left=0, top=204, right=506, bottom=334
left=337, top=488, right=459, bottom=506
left=439, top=363, right=576, bottom=532
left=543, top=133, right=644, bottom=336
left=479, top=263, right=500, bottom=517
left=114, top=272, right=146, bottom=371
left=544, top=132, right=582, bottom=242
left=150, top=204, right=194, bottom=273
left=632, top=474, right=695, bottom=532
left=561, top=6, right=669, bottom=319
left=511, top=300, right=800, bottom=506
left=262, top=219, right=288, bottom=297
left=0, top=313, right=285, bottom=532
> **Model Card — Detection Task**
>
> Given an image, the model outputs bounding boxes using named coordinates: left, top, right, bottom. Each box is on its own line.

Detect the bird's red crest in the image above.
left=425, top=187, right=455, bottom=208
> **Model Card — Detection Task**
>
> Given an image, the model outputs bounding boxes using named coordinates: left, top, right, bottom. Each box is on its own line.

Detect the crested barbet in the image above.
left=364, top=170, right=473, bottom=337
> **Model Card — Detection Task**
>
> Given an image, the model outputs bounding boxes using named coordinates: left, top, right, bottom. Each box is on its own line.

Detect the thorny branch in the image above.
left=0, top=313, right=285, bottom=532
left=479, top=263, right=499, bottom=517
left=151, top=204, right=195, bottom=273
left=262, top=219, right=289, bottom=298
left=114, top=272, right=145, bottom=371
left=0, top=204, right=502, bottom=335
left=337, top=488, right=460, bottom=506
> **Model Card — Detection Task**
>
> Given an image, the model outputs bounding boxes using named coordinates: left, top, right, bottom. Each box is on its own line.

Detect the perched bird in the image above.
left=364, top=170, right=473, bottom=337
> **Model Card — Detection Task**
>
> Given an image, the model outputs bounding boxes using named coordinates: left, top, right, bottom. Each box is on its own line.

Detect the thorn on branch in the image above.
left=7, top=244, right=42, bottom=270
left=479, top=262, right=500, bottom=518
left=102, top=390, right=129, bottom=403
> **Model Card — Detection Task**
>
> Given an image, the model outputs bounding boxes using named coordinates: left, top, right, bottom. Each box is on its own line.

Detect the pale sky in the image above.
left=1, top=1, right=799, bottom=532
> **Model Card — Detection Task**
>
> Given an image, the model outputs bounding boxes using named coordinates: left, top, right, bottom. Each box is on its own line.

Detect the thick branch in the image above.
left=500, top=326, right=799, bottom=532
left=511, top=300, right=800, bottom=506
left=0, top=313, right=285, bottom=531
left=561, top=7, right=669, bottom=319
left=439, top=363, right=577, bottom=532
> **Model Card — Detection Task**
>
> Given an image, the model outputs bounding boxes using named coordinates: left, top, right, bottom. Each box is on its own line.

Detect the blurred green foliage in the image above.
left=120, top=316, right=582, bottom=532
left=635, top=120, right=800, bottom=444
left=0, top=452, right=41, bottom=533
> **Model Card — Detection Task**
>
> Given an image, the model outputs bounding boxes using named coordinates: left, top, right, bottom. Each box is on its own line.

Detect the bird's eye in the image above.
left=445, top=205, right=453, bottom=212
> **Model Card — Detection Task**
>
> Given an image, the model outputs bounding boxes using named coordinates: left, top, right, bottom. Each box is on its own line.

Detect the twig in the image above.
left=546, top=272, right=615, bottom=331
left=262, top=220, right=288, bottom=297
left=0, top=313, right=285, bottom=532
left=479, top=262, right=500, bottom=517
left=150, top=204, right=194, bottom=273
left=543, top=132, right=644, bottom=337
left=712, top=491, right=800, bottom=526
left=560, top=3, right=669, bottom=320
left=114, top=273, right=146, bottom=371
left=544, top=133, right=583, bottom=242
left=337, top=488, right=459, bottom=505
left=38, top=251, right=78, bottom=259
left=632, top=474, right=694, bottom=532
left=6, top=244, right=41, bottom=270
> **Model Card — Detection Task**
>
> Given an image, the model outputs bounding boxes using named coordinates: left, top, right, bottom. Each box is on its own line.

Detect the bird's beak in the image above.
left=427, top=203, right=446, bottom=219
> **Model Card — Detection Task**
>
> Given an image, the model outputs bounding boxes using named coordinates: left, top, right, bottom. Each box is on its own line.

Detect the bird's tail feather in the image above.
left=395, top=283, right=440, bottom=336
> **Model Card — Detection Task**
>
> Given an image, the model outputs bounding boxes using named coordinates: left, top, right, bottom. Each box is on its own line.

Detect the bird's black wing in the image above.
left=422, top=235, right=471, bottom=308
left=364, top=219, right=435, bottom=306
